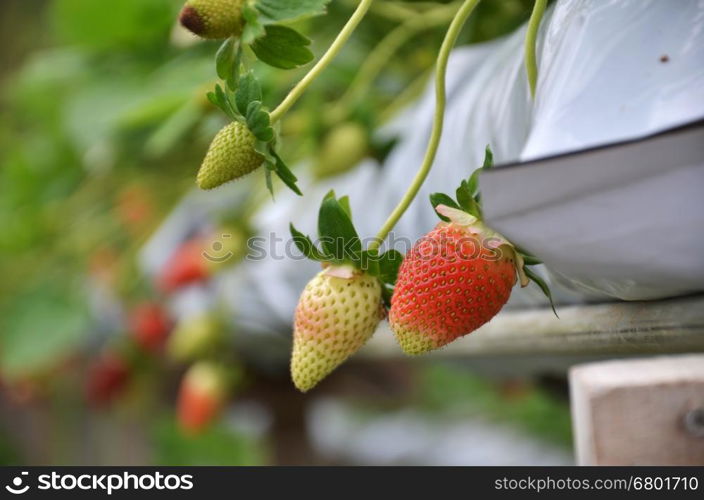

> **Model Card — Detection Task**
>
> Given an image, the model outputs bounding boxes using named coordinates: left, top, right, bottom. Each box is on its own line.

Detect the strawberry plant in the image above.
left=174, top=0, right=552, bottom=389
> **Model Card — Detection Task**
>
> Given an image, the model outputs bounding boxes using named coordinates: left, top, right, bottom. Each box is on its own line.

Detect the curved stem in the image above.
left=331, top=2, right=460, bottom=119
left=524, top=0, right=547, bottom=98
left=270, top=0, right=375, bottom=123
left=369, top=0, right=481, bottom=251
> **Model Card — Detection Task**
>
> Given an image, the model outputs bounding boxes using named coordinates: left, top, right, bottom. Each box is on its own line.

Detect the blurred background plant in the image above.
left=0, top=0, right=570, bottom=465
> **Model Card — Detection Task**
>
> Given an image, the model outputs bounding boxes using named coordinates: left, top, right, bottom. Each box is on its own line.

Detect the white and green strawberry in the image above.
left=289, top=191, right=401, bottom=392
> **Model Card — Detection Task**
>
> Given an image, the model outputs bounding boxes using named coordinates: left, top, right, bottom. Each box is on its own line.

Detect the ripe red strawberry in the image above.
left=86, top=351, right=130, bottom=407
left=291, top=266, right=383, bottom=392
left=129, top=302, right=172, bottom=353
left=177, top=362, right=228, bottom=434
left=389, top=206, right=526, bottom=355
left=389, top=147, right=555, bottom=354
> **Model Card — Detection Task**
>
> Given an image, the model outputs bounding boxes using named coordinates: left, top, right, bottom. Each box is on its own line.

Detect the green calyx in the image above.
left=290, top=191, right=403, bottom=306
left=429, top=145, right=558, bottom=317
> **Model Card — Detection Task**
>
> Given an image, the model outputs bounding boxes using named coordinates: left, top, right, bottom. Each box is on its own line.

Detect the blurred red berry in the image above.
left=177, top=362, right=228, bottom=434
left=158, top=239, right=210, bottom=292
left=129, top=302, right=171, bottom=353
left=86, top=352, right=130, bottom=407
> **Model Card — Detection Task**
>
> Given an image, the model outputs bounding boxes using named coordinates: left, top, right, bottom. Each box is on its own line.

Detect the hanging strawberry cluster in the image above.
left=173, top=0, right=554, bottom=393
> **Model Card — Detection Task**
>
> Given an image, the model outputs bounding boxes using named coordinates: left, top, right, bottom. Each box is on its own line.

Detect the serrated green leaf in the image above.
left=524, top=267, right=558, bottom=318
left=430, top=193, right=460, bottom=222
left=378, top=249, right=403, bottom=286
left=290, top=223, right=328, bottom=261
left=251, top=25, right=313, bottom=70
left=318, top=192, right=361, bottom=262
left=255, top=0, right=331, bottom=23
left=242, top=4, right=266, bottom=44
left=235, top=72, right=262, bottom=116
left=214, top=84, right=238, bottom=119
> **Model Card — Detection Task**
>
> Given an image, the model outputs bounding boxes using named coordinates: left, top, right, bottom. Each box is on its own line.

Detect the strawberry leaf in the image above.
left=255, top=0, right=331, bottom=24
left=456, top=180, right=480, bottom=217
left=524, top=267, right=558, bottom=318
left=360, top=249, right=381, bottom=277
left=235, top=72, right=263, bottom=117
left=430, top=193, right=460, bottom=222
left=216, top=37, right=241, bottom=89
left=208, top=85, right=238, bottom=120
left=378, top=249, right=403, bottom=286
left=242, top=4, right=266, bottom=44
left=318, top=191, right=361, bottom=263
left=272, top=151, right=302, bottom=196
left=290, top=223, right=328, bottom=261
left=482, top=144, right=494, bottom=169
left=251, top=25, right=314, bottom=70
left=338, top=195, right=352, bottom=220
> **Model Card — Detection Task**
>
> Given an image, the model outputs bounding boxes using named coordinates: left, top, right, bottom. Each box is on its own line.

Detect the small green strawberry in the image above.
left=167, top=313, right=223, bottom=362
left=313, top=122, right=368, bottom=179
left=291, top=266, right=383, bottom=392
left=289, top=191, right=401, bottom=392
left=179, top=0, right=245, bottom=40
left=389, top=147, right=555, bottom=355
left=197, top=122, right=264, bottom=189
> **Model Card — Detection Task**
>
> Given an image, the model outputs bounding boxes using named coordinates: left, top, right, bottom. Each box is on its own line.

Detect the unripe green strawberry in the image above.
left=167, top=313, right=223, bottom=362
left=177, top=361, right=229, bottom=434
left=197, top=122, right=264, bottom=190
left=312, top=122, right=368, bottom=179
left=179, top=0, right=245, bottom=40
left=291, top=267, right=383, bottom=392
left=389, top=207, right=526, bottom=355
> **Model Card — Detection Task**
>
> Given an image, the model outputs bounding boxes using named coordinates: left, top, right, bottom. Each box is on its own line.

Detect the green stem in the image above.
left=524, top=0, right=547, bottom=98
left=270, top=0, right=375, bottom=123
left=369, top=0, right=481, bottom=251
left=331, top=2, right=460, bottom=119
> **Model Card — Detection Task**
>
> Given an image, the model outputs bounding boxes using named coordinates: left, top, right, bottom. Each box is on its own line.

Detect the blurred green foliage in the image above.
left=152, top=418, right=268, bottom=465
left=419, top=363, right=573, bottom=448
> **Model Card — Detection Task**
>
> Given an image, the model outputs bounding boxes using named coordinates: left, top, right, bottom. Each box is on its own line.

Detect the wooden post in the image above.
left=569, top=354, right=704, bottom=465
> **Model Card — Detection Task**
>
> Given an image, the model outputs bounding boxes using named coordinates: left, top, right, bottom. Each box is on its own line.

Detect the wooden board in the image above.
left=361, top=294, right=704, bottom=358
left=569, top=355, right=704, bottom=465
